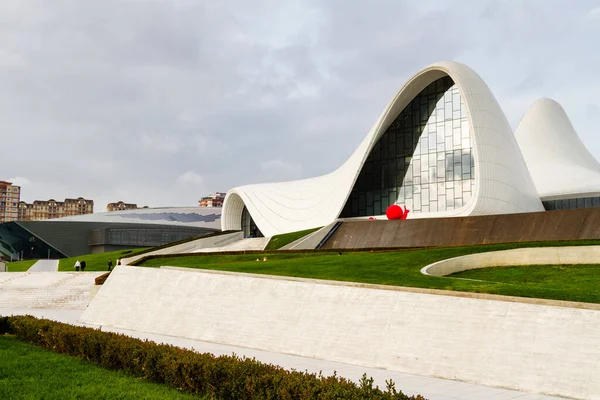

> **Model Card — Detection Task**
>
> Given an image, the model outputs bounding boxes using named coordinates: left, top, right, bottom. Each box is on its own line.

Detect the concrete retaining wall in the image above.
left=81, top=267, right=600, bottom=399
left=422, top=246, right=600, bottom=276
left=121, top=231, right=243, bottom=265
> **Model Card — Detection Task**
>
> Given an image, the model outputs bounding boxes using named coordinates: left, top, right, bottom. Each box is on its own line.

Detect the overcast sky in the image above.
left=2, top=0, right=599, bottom=211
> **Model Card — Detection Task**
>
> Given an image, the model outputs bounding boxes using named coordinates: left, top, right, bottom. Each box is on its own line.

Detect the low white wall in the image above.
left=81, top=266, right=600, bottom=399
left=422, top=246, right=600, bottom=276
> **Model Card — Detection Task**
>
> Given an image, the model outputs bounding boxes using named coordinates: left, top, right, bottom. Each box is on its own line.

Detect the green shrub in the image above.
left=0, top=316, right=424, bottom=400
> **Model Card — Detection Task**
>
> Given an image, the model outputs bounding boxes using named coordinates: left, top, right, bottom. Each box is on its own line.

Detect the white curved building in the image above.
left=222, top=62, right=599, bottom=237
left=515, top=98, right=600, bottom=210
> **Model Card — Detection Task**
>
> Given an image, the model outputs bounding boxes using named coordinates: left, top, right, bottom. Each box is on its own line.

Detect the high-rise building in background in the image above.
left=106, top=201, right=139, bottom=212
left=0, top=181, right=21, bottom=222
left=17, top=197, right=94, bottom=221
left=198, top=192, right=226, bottom=207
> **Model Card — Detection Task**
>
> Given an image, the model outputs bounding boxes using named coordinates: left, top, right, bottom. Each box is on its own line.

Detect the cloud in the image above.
left=7, top=177, right=30, bottom=187
left=1, top=1, right=599, bottom=212
left=176, top=171, right=204, bottom=187
left=260, top=159, right=303, bottom=181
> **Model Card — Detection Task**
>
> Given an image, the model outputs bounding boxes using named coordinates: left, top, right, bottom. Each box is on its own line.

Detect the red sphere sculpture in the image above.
left=386, top=204, right=404, bottom=220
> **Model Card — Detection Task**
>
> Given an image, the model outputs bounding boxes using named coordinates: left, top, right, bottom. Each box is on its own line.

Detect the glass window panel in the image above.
left=593, top=197, right=600, bottom=207
left=438, top=195, right=446, bottom=210
left=422, top=189, right=429, bottom=204
left=454, top=164, right=462, bottom=180
left=445, top=136, right=453, bottom=150
left=447, top=193, right=455, bottom=208
left=445, top=101, right=452, bottom=118
left=585, top=198, right=593, bottom=208
left=430, top=201, right=438, bottom=212
left=455, top=197, right=463, bottom=209
left=429, top=167, right=436, bottom=182
left=453, top=93, right=461, bottom=110
left=414, top=193, right=421, bottom=210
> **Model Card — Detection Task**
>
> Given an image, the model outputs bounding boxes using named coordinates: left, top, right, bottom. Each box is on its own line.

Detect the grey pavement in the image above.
left=0, top=307, right=569, bottom=400
left=28, top=259, right=59, bottom=272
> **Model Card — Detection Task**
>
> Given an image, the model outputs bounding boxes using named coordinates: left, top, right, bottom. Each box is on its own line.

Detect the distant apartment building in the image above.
left=17, top=197, right=94, bottom=221
left=198, top=192, right=226, bottom=207
left=106, top=201, right=139, bottom=212
left=0, top=181, right=21, bottom=222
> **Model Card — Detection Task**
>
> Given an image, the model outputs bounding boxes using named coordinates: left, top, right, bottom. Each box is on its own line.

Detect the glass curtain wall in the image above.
left=543, top=197, right=600, bottom=211
left=340, top=76, right=475, bottom=217
left=241, top=207, right=263, bottom=238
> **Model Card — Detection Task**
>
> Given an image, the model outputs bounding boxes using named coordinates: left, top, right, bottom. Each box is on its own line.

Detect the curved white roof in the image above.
left=223, top=61, right=543, bottom=237
left=515, top=98, right=600, bottom=200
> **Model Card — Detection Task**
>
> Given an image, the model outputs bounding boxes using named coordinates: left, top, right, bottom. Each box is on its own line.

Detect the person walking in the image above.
left=74, top=260, right=81, bottom=272
left=117, top=258, right=121, bottom=267
left=107, top=259, right=113, bottom=271
left=80, top=260, right=86, bottom=272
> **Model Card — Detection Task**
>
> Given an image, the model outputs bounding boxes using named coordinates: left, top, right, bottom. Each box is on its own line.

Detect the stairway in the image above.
left=0, top=272, right=105, bottom=309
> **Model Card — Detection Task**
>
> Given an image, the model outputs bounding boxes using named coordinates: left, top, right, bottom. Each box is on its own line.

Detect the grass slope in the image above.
left=139, top=240, right=600, bottom=304
left=449, top=264, right=600, bottom=302
left=264, top=227, right=322, bottom=251
left=0, top=335, right=205, bottom=400
left=58, top=248, right=148, bottom=272
left=4, top=260, right=37, bottom=272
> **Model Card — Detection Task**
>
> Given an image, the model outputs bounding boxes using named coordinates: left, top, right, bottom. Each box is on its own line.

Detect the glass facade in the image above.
left=340, top=76, right=475, bottom=218
left=241, top=207, right=264, bottom=238
left=0, top=222, right=65, bottom=261
left=543, top=196, right=600, bottom=211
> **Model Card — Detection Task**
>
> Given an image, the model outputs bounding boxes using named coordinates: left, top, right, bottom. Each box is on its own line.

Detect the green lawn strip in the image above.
left=0, top=335, right=205, bottom=400
left=264, top=227, right=322, bottom=251
left=448, top=264, right=600, bottom=303
left=4, top=259, right=37, bottom=272
left=58, top=248, right=148, bottom=272
left=139, top=240, right=600, bottom=304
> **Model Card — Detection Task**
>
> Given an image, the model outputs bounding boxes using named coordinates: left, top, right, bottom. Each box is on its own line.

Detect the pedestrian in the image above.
left=74, top=260, right=81, bottom=272
left=117, top=258, right=121, bottom=266
left=80, top=260, right=86, bottom=272
left=107, top=259, right=113, bottom=271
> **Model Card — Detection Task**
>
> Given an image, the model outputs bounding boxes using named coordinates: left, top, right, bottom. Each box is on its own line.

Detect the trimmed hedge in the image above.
left=0, top=316, right=424, bottom=400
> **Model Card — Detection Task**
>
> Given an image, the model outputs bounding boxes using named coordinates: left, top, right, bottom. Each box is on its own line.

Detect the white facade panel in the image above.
left=515, top=98, right=600, bottom=200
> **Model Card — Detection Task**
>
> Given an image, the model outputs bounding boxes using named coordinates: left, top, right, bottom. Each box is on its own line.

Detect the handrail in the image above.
left=315, top=221, right=343, bottom=249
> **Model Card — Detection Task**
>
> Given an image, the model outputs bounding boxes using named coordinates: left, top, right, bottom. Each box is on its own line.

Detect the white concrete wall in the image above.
left=80, top=267, right=600, bottom=400
left=422, top=246, right=600, bottom=276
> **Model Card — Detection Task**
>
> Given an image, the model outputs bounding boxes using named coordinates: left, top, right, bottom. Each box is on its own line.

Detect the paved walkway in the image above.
left=0, top=273, right=103, bottom=309
left=28, top=259, right=59, bottom=272
left=0, top=307, right=567, bottom=400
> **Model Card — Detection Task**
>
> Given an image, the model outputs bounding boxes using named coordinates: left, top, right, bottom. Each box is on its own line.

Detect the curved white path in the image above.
left=28, top=259, right=59, bottom=272
left=421, top=246, right=600, bottom=277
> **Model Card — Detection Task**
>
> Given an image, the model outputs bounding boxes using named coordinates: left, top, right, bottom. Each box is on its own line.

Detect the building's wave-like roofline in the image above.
left=223, top=61, right=543, bottom=237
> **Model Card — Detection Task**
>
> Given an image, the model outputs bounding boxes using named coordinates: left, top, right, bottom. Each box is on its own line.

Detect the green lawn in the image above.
left=0, top=335, right=206, bottom=399
left=449, top=264, right=600, bottom=302
left=58, top=248, right=148, bottom=272
left=139, top=240, right=600, bottom=304
left=4, top=260, right=37, bottom=272
left=264, top=227, right=322, bottom=250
